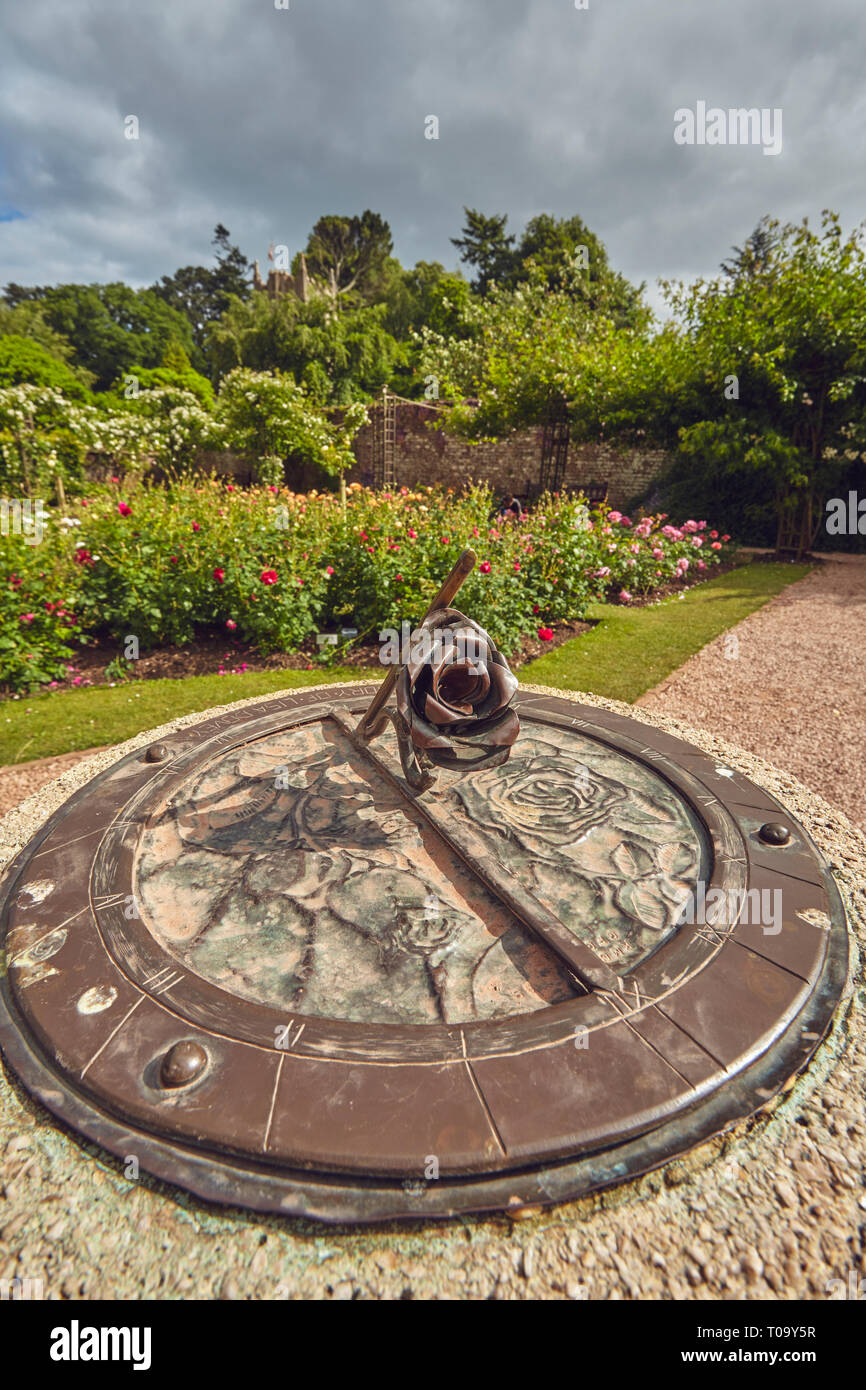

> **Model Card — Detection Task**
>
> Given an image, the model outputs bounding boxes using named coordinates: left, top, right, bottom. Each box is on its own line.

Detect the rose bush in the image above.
left=0, top=479, right=736, bottom=691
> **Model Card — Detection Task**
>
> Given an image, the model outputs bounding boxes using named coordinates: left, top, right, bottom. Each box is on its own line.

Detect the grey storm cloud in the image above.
left=1, top=0, right=864, bottom=313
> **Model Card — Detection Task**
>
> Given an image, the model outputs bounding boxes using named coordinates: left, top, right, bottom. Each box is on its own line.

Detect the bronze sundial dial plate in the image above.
left=0, top=684, right=848, bottom=1222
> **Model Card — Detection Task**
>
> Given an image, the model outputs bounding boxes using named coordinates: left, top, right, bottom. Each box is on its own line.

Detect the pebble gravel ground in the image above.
left=638, top=555, right=866, bottom=832
left=0, top=747, right=109, bottom=820
left=0, top=683, right=863, bottom=1301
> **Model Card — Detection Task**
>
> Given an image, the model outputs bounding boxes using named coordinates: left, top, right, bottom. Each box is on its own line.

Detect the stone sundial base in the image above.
left=0, top=683, right=849, bottom=1223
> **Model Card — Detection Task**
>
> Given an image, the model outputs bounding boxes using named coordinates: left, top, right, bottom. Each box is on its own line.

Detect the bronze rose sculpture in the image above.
left=391, top=608, right=519, bottom=789
left=357, top=549, right=520, bottom=793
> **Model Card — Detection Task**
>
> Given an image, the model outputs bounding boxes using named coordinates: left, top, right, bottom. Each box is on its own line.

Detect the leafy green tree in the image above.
left=1, top=283, right=198, bottom=391
left=152, top=224, right=251, bottom=350
left=207, top=293, right=406, bottom=403
left=0, top=301, right=95, bottom=388
left=417, top=260, right=613, bottom=431
left=107, top=364, right=215, bottom=410
left=381, top=260, right=473, bottom=341
left=304, top=211, right=393, bottom=302
left=513, top=214, right=647, bottom=328
left=210, top=224, right=252, bottom=304
left=720, top=216, right=779, bottom=282
left=451, top=209, right=646, bottom=326
left=658, top=213, right=866, bottom=551
left=451, top=210, right=516, bottom=295
left=216, top=368, right=367, bottom=489
left=0, top=336, right=92, bottom=400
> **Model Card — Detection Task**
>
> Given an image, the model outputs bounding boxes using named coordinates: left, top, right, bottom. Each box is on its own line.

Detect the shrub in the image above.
left=0, top=481, right=736, bottom=691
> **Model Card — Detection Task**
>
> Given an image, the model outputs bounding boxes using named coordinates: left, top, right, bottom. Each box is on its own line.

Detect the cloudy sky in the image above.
left=2, top=0, right=864, bottom=314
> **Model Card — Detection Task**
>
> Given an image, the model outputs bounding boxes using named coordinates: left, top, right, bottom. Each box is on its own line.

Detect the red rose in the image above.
left=117, top=502, right=132, bottom=517
left=538, top=627, right=554, bottom=641
left=260, top=569, right=278, bottom=585
left=479, top=561, right=491, bottom=574
left=213, top=567, right=225, bottom=583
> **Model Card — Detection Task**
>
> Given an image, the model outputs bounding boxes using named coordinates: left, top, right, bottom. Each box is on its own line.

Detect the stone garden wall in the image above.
left=344, top=403, right=669, bottom=505
left=197, top=402, right=671, bottom=507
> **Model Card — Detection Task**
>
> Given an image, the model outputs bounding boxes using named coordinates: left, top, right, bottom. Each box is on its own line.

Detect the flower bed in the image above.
left=0, top=480, right=734, bottom=693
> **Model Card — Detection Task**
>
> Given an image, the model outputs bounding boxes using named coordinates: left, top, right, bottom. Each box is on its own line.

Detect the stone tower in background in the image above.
left=252, top=252, right=312, bottom=302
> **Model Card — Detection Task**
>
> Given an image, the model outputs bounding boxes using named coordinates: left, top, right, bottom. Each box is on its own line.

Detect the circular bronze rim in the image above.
left=0, top=684, right=850, bottom=1222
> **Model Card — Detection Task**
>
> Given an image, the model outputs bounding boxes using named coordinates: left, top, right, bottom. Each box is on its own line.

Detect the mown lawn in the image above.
left=0, top=666, right=379, bottom=766
left=0, top=560, right=811, bottom=766
left=523, top=560, right=812, bottom=703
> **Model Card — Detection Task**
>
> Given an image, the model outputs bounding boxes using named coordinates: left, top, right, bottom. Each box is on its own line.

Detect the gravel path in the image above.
left=0, top=747, right=109, bottom=820
left=638, top=555, right=866, bottom=832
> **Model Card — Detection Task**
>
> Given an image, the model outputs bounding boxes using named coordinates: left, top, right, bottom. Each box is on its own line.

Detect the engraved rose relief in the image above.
left=137, top=722, right=575, bottom=1026
left=450, top=735, right=702, bottom=965
left=136, top=721, right=705, bottom=1022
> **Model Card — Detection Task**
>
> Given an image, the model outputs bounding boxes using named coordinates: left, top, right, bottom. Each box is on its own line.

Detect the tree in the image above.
left=451, top=210, right=516, bottom=295
left=0, top=283, right=198, bottom=391
left=513, top=214, right=647, bottom=328
left=663, top=212, right=866, bottom=553
left=416, top=259, right=616, bottom=432
left=0, top=301, right=95, bottom=388
left=152, top=224, right=251, bottom=351
left=721, top=217, right=780, bottom=282
left=107, top=344, right=215, bottom=410
left=210, top=223, right=252, bottom=303
left=207, top=292, right=406, bottom=403
left=451, top=208, right=646, bottom=327
left=0, top=336, right=92, bottom=400
left=435, top=212, right=866, bottom=553
left=304, top=211, right=393, bottom=303
left=216, top=368, right=367, bottom=491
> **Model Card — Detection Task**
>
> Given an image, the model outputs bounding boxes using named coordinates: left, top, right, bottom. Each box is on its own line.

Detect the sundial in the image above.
left=0, top=552, right=849, bottom=1222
